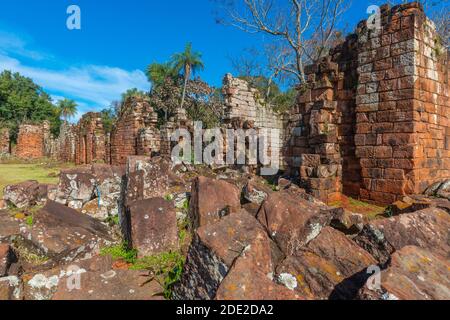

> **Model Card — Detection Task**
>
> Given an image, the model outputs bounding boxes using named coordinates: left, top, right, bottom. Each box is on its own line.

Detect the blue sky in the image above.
left=0, top=1, right=399, bottom=119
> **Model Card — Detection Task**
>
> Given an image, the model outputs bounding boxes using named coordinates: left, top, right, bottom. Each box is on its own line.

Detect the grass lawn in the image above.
left=0, top=161, right=74, bottom=197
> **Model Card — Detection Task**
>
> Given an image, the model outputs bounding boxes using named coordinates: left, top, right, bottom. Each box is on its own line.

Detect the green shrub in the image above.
left=100, top=242, right=137, bottom=264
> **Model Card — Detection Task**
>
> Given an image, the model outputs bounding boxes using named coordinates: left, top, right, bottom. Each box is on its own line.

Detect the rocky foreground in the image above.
left=0, top=157, right=449, bottom=300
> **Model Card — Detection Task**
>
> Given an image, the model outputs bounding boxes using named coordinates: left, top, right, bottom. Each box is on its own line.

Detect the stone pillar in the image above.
left=354, top=2, right=450, bottom=204
left=0, top=128, right=10, bottom=155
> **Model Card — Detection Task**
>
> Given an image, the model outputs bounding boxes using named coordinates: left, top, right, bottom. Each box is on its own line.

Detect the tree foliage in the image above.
left=170, top=43, right=205, bottom=109
left=0, top=70, right=61, bottom=140
left=57, top=98, right=78, bottom=121
left=148, top=77, right=223, bottom=128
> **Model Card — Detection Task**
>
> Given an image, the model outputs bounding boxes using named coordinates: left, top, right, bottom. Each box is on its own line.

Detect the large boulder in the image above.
left=425, top=179, right=450, bottom=200
left=276, top=227, right=377, bottom=300
left=215, top=233, right=302, bottom=300
left=22, top=254, right=162, bottom=300
left=3, top=180, right=41, bottom=208
left=126, top=198, right=178, bottom=258
left=359, top=246, right=450, bottom=300
left=124, top=156, right=184, bottom=205
left=242, top=177, right=273, bottom=206
left=257, top=190, right=333, bottom=255
left=354, top=208, right=450, bottom=265
left=20, top=201, right=113, bottom=263
left=52, top=270, right=164, bottom=300
left=173, top=211, right=275, bottom=300
left=91, top=164, right=124, bottom=219
left=55, top=167, right=96, bottom=209
left=0, top=210, right=21, bottom=242
left=0, top=276, right=22, bottom=300
left=189, top=176, right=241, bottom=229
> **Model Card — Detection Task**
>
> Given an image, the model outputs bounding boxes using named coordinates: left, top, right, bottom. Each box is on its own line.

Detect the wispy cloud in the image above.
left=0, top=31, right=150, bottom=117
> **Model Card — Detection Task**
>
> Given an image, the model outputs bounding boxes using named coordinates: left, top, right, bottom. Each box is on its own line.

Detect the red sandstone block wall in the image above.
left=15, top=124, right=45, bottom=159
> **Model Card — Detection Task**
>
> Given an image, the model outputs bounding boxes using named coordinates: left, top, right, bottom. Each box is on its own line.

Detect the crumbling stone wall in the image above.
left=57, top=122, right=77, bottom=163
left=222, top=74, right=286, bottom=171
left=15, top=124, right=46, bottom=159
left=0, top=128, right=10, bottom=154
left=287, top=2, right=450, bottom=204
left=75, top=113, right=107, bottom=165
left=285, top=37, right=360, bottom=203
left=110, top=97, right=160, bottom=165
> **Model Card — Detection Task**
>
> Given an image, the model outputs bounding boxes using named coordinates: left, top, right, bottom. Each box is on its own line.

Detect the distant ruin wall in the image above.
left=75, top=112, right=107, bottom=165
left=15, top=123, right=46, bottom=159
left=287, top=2, right=450, bottom=204
left=110, top=98, right=160, bottom=165
left=57, top=122, right=77, bottom=163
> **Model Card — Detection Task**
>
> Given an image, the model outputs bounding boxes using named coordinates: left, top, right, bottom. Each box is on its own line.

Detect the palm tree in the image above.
left=57, top=98, right=78, bottom=122
left=146, top=62, right=177, bottom=88
left=171, top=43, right=204, bottom=109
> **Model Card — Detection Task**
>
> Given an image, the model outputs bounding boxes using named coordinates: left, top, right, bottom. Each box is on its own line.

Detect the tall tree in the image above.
left=57, top=98, right=78, bottom=122
left=0, top=70, right=60, bottom=139
left=215, top=0, right=349, bottom=83
left=171, top=43, right=205, bottom=109
left=146, top=62, right=178, bottom=88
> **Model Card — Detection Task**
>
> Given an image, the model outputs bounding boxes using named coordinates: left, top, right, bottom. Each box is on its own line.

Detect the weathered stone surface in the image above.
left=242, top=177, right=273, bottom=205
left=52, top=270, right=164, bottom=300
left=0, top=244, right=16, bottom=277
left=55, top=167, right=96, bottom=209
left=173, top=211, right=269, bottom=300
left=0, top=276, right=22, bottom=300
left=20, top=201, right=113, bottom=263
left=330, top=208, right=365, bottom=235
left=81, top=199, right=105, bottom=220
left=388, top=196, right=431, bottom=216
left=189, top=176, right=241, bottom=229
left=215, top=234, right=302, bottom=300
left=276, top=227, right=377, bottom=300
left=91, top=164, right=124, bottom=219
left=257, top=190, right=332, bottom=255
left=125, top=156, right=183, bottom=205
left=21, top=255, right=160, bottom=300
left=0, top=210, right=21, bottom=242
left=3, top=180, right=41, bottom=208
left=359, top=246, right=450, bottom=300
left=354, top=208, right=450, bottom=265
left=126, top=198, right=178, bottom=257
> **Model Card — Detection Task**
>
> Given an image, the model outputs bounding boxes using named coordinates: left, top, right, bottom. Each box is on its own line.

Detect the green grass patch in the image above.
left=131, top=251, right=185, bottom=299
left=100, top=242, right=138, bottom=264
left=0, top=162, right=73, bottom=197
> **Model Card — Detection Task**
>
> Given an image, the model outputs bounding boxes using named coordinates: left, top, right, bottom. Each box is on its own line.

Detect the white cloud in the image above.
left=0, top=32, right=150, bottom=115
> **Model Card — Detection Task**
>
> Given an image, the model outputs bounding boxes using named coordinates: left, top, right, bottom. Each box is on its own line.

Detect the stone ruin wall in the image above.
left=0, top=128, right=10, bottom=154
left=75, top=112, right=107, bottom=165
left=57, top=122, right=77, bottom=163
left=285, top=36, right=360, bottom=203
left=15, top=123, right=49, bottom=159
left=110, top=98, right=160, bottom=165
left=287, top=2, right=450, bottom=204
left=222, top=74, right=286, bottom=172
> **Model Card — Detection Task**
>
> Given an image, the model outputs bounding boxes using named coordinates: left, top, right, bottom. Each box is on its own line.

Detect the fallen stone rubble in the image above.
left=0, top=159, right=449, bottom=300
